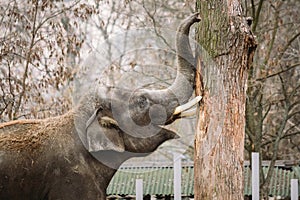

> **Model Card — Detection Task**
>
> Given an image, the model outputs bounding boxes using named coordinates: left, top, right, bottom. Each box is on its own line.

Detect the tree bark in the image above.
left=194, top=1, right=257, bottom=199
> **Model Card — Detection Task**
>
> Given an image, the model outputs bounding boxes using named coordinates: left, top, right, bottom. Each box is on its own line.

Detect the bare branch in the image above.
left=14, top=0, right=40, bottom=118
left=278, top=32, right=300, bottom=60
left=256, top=62, right=300, bottom=81
left=252, top=0, right=265, bottom=32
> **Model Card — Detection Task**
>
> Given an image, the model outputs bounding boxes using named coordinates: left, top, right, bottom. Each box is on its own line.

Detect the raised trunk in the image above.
left=130, top=13, right=201, bottom=126
left=169, top=13, right=201, bottom=104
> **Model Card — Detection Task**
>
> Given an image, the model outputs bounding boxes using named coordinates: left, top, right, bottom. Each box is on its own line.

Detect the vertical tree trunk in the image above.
left=194, top=1, right=256, bottom=199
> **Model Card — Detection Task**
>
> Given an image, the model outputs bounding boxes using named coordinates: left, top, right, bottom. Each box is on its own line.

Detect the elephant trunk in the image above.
left=169, top=13, right=201, bottom=104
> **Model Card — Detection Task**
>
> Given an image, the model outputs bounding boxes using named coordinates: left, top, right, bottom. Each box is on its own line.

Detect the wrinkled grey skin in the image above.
left=0, top=13, right=200, bottom=200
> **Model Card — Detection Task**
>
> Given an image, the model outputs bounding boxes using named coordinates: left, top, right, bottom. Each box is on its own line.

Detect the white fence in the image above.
left=252, top=153, right=299, bottom=200
left=133, top=153, right=299, bottom=199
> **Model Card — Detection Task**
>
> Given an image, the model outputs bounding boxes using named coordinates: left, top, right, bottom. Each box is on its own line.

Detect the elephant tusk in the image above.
left=179, top=108, right=197, bottom=118
left=173, top=96, right=202, bottom=115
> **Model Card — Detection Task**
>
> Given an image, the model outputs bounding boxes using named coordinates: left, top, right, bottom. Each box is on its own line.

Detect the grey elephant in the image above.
left=0, top=13, right=201, bottom=200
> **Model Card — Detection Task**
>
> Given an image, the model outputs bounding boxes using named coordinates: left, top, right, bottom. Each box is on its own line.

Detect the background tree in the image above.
left=244, top=0, right=300, bottom=198
left=194, top=0, right=256, bottom=199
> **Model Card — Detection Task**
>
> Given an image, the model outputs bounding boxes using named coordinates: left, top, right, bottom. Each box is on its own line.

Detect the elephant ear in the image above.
left=85, top=109, right=125, bottom=152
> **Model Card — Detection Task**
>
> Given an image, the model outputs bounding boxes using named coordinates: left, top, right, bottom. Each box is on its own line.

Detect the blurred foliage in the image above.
left=0, top=0, right=97, bottom=120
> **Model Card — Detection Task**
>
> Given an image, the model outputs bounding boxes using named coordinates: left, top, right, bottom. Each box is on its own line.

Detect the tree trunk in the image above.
left=194, top=1, right=257, bottom=199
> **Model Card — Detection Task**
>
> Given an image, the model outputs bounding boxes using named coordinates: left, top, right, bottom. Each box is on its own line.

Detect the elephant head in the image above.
left=74, top=13, right=201, bottom=155
left=126, top=12, right=202, bottom=126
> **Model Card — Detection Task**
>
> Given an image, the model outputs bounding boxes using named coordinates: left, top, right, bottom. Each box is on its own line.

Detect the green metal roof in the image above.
left=107, top=165, right=300, bottom=197
left=244, top=166, right=300, bottom=197
left=107, top=166, right=193, bottom=195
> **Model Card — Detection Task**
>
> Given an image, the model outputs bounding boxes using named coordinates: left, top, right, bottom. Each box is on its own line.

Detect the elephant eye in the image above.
left=137, top=95, right=148, bottom=109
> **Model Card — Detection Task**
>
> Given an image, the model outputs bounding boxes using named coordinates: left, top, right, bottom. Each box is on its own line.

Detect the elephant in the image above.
left=0, top=13, right=201, bottom=200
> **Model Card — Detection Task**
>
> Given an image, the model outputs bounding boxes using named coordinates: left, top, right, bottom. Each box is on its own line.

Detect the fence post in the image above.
left=174, top=153, right=182, bottom=200
left=252, top=152, right=260, bottom=200
left=136, top=179, right=143, bottom=200
left=291, top=179, right=298, bottom=200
